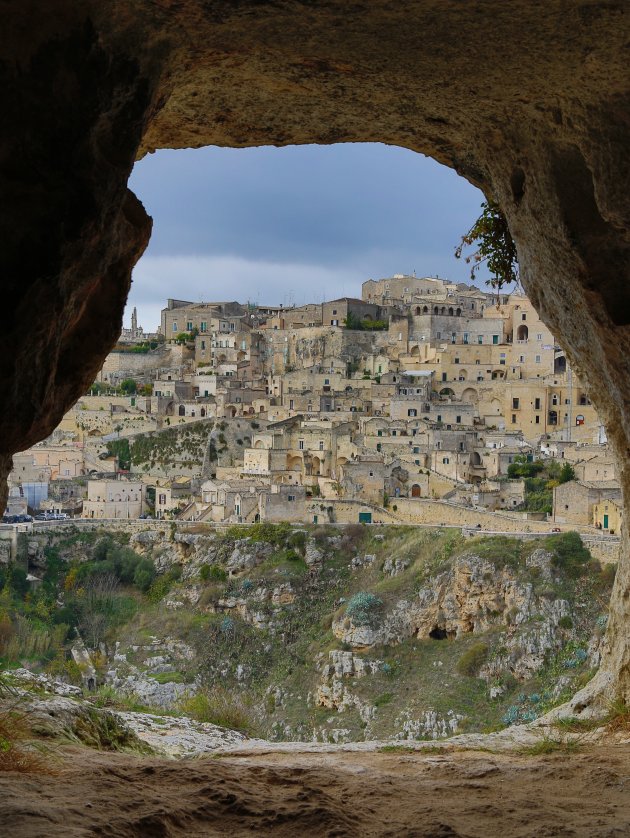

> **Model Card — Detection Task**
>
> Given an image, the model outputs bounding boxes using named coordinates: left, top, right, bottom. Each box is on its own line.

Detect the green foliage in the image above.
left=105, top=438, right=131, bottom=470
left=461, top=536, right=523, bottom=570
left=507, top=455, right=545, bottom=479
left=343, top=312, right=388, bottom=331
left=558, top=616, right=573, bottom=629
left=119, top=378, right=137, bottom=395
left=180, top=687, right=258, bottom=735
left=521, top=477, right=553, bottom=514
left=455, top=200, right=519, bottom=301
left=346, top=592, right=383, bottom=626
left=547, top=531, right=591, bottom=578
left=200, top=564, right=227, bottom=583
left=456, top=643, right=489, bottom=676
left=558, top=462, right=576, bottom=484
left=247, top=522, right=292, bottom=546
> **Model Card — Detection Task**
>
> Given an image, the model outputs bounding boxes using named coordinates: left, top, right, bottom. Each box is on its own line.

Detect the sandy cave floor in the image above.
left=2, top=745, right=630, bottom=837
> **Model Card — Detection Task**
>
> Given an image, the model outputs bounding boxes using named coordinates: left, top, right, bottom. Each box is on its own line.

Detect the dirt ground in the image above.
left=2, top=744, right=630, bottom=837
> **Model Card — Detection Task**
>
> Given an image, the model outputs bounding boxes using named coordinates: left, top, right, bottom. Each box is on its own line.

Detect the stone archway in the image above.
left=3, top=2, right=630, bottom=707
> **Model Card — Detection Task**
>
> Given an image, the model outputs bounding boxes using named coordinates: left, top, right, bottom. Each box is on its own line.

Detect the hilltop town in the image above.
left=4, top=274, right=621, bottom=536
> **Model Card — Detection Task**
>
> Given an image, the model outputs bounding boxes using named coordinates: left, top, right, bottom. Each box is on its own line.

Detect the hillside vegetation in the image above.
left=0, top=524, right=614, bottom=743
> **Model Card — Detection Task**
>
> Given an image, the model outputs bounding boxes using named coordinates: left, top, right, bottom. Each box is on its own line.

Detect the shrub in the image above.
left=180, top=687, right=258, bottom=735
left=200, top=563, right=227, bottom=582
left=346, top=592, right=383, bottom=626
left=558, top=616, right=573, bottom=630
left=0, top=675, right=48, bottom=773
left=456, top=643, right=489, bottom=676
left=547, top=531, right=591, bottom=578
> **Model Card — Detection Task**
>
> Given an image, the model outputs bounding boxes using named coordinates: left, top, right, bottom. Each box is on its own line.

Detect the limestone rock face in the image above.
left=333, top=552, right=572, bottom=681
left=1, top=2, right=630, bottom=699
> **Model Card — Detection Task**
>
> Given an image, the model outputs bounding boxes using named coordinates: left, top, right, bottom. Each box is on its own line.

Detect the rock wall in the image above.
left=1, top=1, right=629, bottom=703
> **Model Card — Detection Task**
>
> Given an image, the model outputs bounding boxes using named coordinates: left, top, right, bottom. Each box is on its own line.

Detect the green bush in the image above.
left=558, top=616, right=573, bottom=629
left=180, top=687, right=258, bottom=735
left=456, top=642, right=489, bottom=676
left=547, top=531, right=591, bottom=578
left=346, top=592, right=383, bottom=626
left=200, top=564, right=227, bottom=582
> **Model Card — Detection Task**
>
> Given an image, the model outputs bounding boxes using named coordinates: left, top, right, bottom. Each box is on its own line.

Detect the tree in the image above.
left=120, top=378, right=137, bottom=395
left=455, top=200, right=519, bottom=304
left=559, top=462, right=576, bottom=484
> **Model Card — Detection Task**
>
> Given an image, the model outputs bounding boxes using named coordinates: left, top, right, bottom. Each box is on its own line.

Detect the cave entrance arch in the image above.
left=4, top=2, right=630, bottom=711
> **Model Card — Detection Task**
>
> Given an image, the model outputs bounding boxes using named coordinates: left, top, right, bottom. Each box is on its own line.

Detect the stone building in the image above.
left=82, top=479, right=145, bottom=519
left=552, top=480, right=621, bottom=526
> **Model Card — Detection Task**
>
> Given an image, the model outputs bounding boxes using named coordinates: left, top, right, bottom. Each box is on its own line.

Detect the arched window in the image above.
left=448, top=307, right=454, bottom=316
left=423, top=305, right=428, bottom=313
left=178, top=405, right=185, bottom=416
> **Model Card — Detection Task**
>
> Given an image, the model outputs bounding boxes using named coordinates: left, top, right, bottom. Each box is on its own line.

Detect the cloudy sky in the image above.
left=126, top=143, right=490, bottom=332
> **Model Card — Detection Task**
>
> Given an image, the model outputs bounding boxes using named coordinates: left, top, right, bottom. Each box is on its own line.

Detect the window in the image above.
left=200, top=321, right=207, bottom=332
left=332, top=309, right=337, bottom=315
left=298, top=439, right=304, bottom=450
left=535, top=415, right=540, bottom=424
left=492, top=335, right=499, bottom=344
left=413, top=446, right=420, bottom=454
left=187, top=321, right=193, bottom=331
left=442, top=457, right=450, bottom=464
left=521, top=313, right=527, bottom=321
left=519, top=355, right=525, bottom=363
left=535, top=397, right=541, bottom=410
left=288, top=494, right=295, bottom=502
left=463, top=333, right=468, bottom=344
left=512, top=414, right=517, bottom=423
left=436, top=331, right=442, bottom=339
left=454, top=358, right=460, bottom=364
left=172, top=322, right=178, bottom=332
left=478, top=335, right=483, bottom=344
left=324, top=379, right=329, bottom=385
left=201, top=340, right=206, bottom=350
left=289, top=399, right=294, bottom=409
left=442, top=372, right=447, bottom=381
left=319, top=440, right=324, bottom=450
left=537, top=333, right=542, bottom=340
left=437, top=415, right=442, bottom=422
left=535, top=355, right=541, bottom=363
left=475, top=359, right=480, bottom=365
left=512, top=398, right=519, bottom=409
left=377, top=429, right=382, bottom=436
left=408, top=409, right=417, bottom=417
left=456, top=415, right=461, bottom=423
